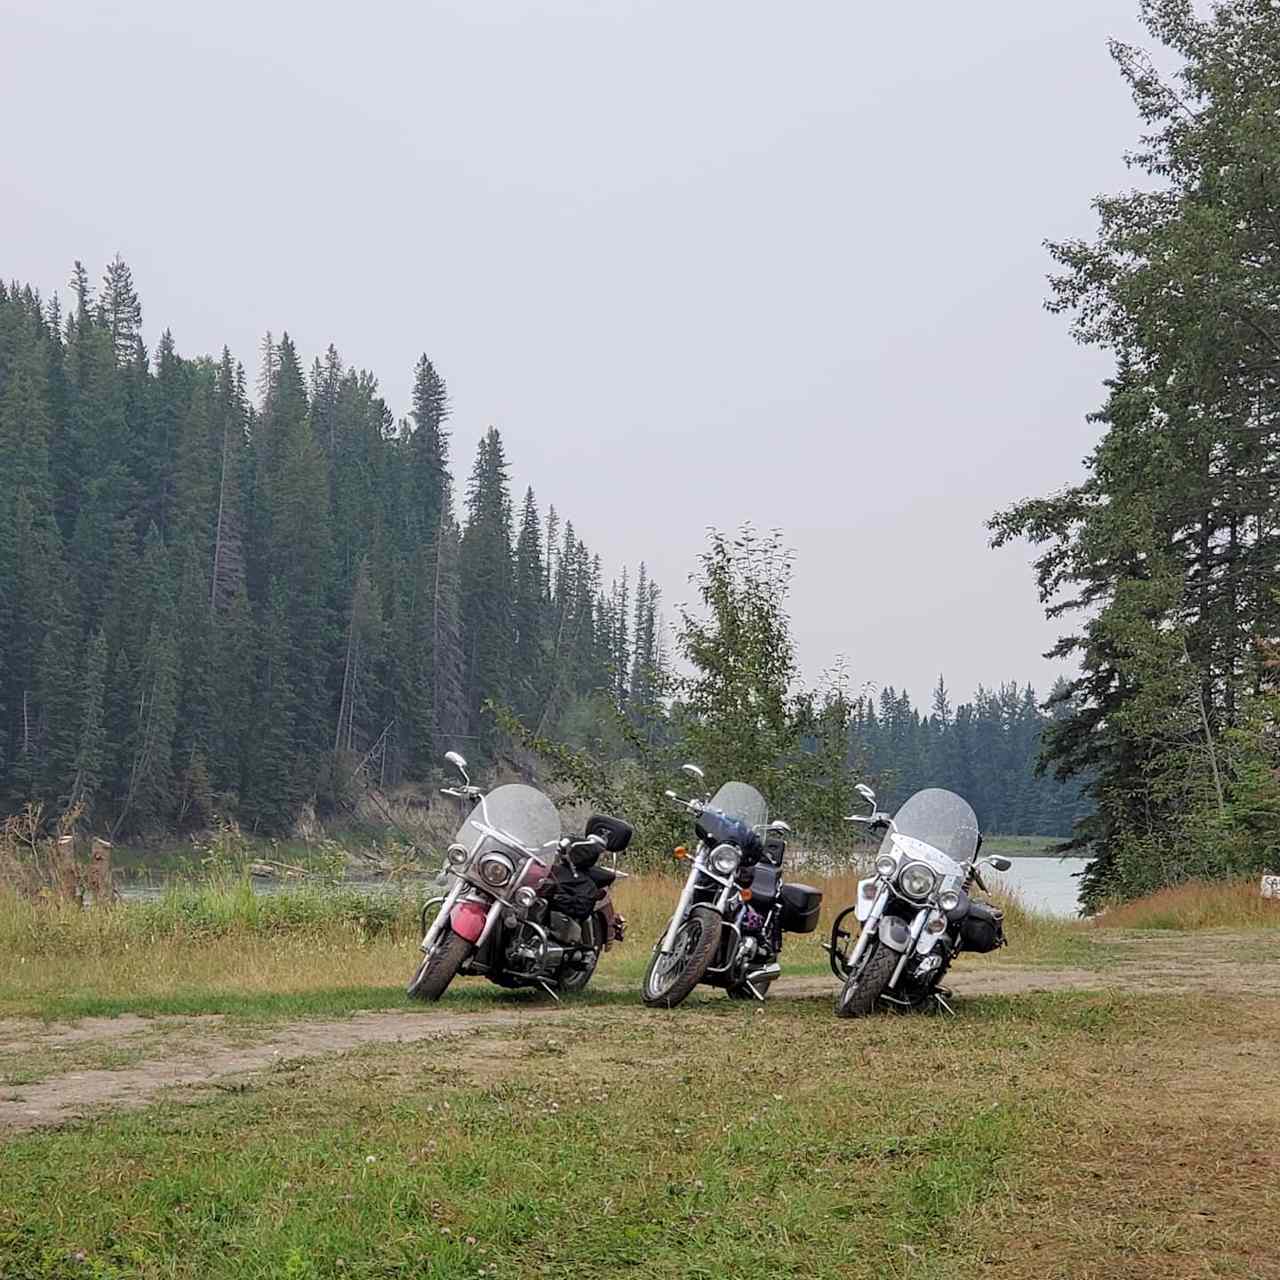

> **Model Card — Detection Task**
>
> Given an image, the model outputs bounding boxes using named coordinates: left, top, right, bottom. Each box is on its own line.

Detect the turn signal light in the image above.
left=740, top=889, right=753, bottom=902
left=674, top=846, right=688, bottom=860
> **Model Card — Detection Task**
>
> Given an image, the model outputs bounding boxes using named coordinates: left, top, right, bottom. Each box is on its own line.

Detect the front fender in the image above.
left=450, top=899, right=490, bottom=942
left=877, top=914, right=913, bottom=953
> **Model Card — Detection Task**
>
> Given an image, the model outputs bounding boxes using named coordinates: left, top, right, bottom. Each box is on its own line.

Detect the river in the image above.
left=118, top=856, right=1092, bottom=916
left=993, top=857, right=1091, bottom=917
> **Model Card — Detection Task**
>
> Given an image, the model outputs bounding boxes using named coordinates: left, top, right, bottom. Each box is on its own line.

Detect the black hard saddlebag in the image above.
left=779, top=883, right=823, bottom=934
left=959, top=900, right=1005, bottom=953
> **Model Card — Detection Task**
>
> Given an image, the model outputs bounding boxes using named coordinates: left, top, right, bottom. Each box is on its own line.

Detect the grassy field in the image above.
left=2, top=873, right=1279, bottom=1276
left=2, top=990, right=1277, bottom=1279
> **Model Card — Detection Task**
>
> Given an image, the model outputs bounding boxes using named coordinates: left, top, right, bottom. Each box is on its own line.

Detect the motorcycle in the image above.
left=642, top=764, right=822, bottom=1008
left=407, top=752, right=633, bottom=1002
left=828, top=783, right=1012, bottom=1017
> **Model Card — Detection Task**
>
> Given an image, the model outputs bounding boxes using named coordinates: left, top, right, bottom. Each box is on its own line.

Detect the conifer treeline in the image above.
left=851, top=678, right=1090, bottom=838
left=0, top=259, right=665, bottom=835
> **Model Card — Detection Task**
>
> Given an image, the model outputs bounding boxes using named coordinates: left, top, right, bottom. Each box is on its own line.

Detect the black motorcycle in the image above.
left=829, top=784, right=1012, bottom=1017
left=642, top=765, right=822, bottom=1007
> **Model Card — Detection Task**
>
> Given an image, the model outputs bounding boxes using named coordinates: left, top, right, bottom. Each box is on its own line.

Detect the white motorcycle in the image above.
left=828, top=784, right=1012, bottom=1017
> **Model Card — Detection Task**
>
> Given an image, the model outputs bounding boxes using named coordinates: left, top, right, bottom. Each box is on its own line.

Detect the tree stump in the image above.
left=53, top=835, right=80, bottom=903
left=89, top=838, right=114, bottom=905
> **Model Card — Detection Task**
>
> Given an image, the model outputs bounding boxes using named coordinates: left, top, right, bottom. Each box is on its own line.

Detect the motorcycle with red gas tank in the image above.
left=407, top=752, right=632, bottom=1002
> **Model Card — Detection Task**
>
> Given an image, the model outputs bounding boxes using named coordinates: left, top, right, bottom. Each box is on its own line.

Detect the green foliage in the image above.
left=992, top=0, right=1280, bottom=904
left=0, top=268, right=663, bottom=839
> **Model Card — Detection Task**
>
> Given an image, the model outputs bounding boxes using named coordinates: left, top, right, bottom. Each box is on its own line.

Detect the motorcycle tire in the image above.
left=726, top=976, right=773, bottom=1001
left=556, top=944, right=602, bottom=995
left=642, top=905, right=721, bottom=1009
left=834, top=940, right=896, bottom=1018
left=407, top=930, right=472, bottom=1002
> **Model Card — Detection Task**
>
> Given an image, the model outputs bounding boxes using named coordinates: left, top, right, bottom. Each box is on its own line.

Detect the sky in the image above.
left=1, top=0, right=1156, bottom=708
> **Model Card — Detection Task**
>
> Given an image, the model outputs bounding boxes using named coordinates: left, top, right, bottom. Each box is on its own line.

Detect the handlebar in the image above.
left=663, top=789, right=704, bottom=814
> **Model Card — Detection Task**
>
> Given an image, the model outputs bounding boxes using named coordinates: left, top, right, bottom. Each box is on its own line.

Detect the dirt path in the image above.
left=2, top=931, right=1275, bottom=1136
left=0, top=1009, right=538, bottom=1135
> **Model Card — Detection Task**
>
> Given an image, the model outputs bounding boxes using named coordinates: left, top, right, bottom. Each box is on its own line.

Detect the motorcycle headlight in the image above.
left=875, top=853, right=897, bottom=878
left=446, top=843, right=470, bottom=870
left=939, top=889, right=961, bottom=912
left=478, top=852, right=515, bottom=887
left=898, top=861, right=937, bottom=900
left=709, top=844, right=740, bottom=876
left=514, top=886, right=538, bottom=909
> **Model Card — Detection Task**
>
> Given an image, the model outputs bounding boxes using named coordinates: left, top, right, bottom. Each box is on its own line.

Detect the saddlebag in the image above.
left=959, top=900, right=1005, bottom=953
left=779, top=883, right=823, bottom=934
left=546, top=866, right=603, bottom=921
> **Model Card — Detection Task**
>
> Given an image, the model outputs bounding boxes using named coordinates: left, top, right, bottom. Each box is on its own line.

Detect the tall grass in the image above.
left=0, top=865, right=1085, bottom=1019
left=1092, top=876, right=1280, bottom=930
left=0, top=877, right=421, bottom=957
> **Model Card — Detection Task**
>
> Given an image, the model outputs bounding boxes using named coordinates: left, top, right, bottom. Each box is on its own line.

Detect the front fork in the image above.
left=838, top=885, right=888, bottom=977
left=420, top=879, right=463, bottom=952
left=659, top=860, right=703, bottom=954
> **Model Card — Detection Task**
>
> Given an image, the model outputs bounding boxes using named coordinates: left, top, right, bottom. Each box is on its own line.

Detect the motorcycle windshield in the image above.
left=707, top=781, right=768, bottom=830
left=886, top=788, right=980, bottom=864
left=460, top=784, right=561, bottom=855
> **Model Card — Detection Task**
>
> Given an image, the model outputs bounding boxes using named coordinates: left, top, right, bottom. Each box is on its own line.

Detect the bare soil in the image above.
left=2, top=929, right=1275, bottom=1136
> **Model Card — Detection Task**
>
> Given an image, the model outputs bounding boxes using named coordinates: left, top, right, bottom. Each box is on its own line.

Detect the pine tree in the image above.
left=241, top=578, right=296, bottom=831
left=68, top=628, right=108, bottom=821
left=512, top=487, right=546, bottom=723
left=98, top=255, right=143, bottom=368
left=459, top=427, right=514, bottom=752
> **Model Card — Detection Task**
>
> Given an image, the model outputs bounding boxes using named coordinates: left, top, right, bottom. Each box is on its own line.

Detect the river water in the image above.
left=118, top=857, right=1092, bottom=916
left=992, top=857, right=1091, bottom=917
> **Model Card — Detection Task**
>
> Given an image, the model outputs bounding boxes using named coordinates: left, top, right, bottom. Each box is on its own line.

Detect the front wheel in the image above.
left=834, top=938, right=896, bottom=1018
left=407, top=930, right=472, bottom=1002
left=642, top=906, right=721, bottom=1009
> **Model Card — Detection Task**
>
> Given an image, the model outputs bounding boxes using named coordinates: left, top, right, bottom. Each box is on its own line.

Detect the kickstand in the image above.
left=536, top=979, right=562, bottom=1004
left=744, top=980, right=765, bottom=1003
left=933, top=991, right=956, bottom=1016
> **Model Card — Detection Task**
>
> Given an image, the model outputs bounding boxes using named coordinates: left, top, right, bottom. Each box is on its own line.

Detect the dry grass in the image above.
left=1092, top=876, right=1280, bottom=931
left=0, top=868, right=1089, bottom=1020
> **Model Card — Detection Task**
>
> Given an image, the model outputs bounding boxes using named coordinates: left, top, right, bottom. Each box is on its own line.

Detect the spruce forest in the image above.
left=0, top=260, right=1088, bottom=848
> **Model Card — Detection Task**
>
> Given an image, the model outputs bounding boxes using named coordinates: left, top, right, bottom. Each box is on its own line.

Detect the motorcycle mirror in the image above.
left=664, top=789, right=679, bottom=800
left=987, top=856, right=1012, bottom=872
left=444, top=751, right=469, bottom=781
left=681, top=764, right=705, bottom=782
left=768, top=820, right=791, bottom=833
left=855, top=783, right=876, bottom=803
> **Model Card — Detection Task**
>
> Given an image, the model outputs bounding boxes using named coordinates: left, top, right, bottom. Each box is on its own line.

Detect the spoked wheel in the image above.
left=834, top=938, right=897, bottom=1018
left=642, top=906, right=721, bottom=1009
left=407, top=931, right=472, bottom=1002
left=557, top=945, right=602, bottom=995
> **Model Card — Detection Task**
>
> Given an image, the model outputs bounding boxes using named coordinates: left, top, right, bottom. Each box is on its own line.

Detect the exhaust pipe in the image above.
left=747, top=963, right=781, bottom=982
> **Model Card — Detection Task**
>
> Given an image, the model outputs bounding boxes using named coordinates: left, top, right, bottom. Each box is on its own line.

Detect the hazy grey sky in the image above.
left=2, top=0, right=1151, bottom=707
